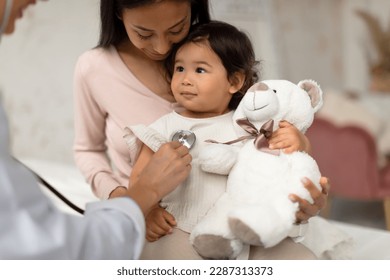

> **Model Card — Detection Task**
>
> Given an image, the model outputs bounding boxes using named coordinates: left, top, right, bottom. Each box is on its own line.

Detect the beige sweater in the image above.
left=73, top=46, right=177, bottom=199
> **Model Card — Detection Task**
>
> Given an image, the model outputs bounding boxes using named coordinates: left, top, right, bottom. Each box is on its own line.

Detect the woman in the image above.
left=73, top=0, right=210, bottom=199
left=74, top=0, right=328, bottom=224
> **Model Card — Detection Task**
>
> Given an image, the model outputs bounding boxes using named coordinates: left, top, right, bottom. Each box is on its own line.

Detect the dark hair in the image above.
left=166, top=20, right=260, bottom=110
left=97, top=0, right=210, bottom=48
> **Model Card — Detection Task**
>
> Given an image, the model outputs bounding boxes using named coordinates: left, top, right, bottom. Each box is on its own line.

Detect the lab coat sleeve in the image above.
left=77, top=198, right=146, bottom=259
left=0, top=154, right=145, bottom=260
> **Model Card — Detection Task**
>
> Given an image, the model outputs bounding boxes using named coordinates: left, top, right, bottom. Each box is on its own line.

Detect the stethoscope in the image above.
left=171, top=130, right=196, bottom=149
left=15, top=129, right=197, bottom=216
left=28, top=129, right=197, bottom=216
left=13, top=157, right=86, bottom=215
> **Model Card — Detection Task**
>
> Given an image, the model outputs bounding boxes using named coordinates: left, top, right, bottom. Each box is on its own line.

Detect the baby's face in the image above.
left=170, top=41, right=235, bottom=118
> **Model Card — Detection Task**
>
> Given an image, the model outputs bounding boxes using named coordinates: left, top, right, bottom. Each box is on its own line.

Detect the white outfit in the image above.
left=127, top=111, right=236, bottom=232
left=0, top=103, right=146, bottom=259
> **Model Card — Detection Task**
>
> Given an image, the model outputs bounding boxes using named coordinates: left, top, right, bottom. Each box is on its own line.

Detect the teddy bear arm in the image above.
left=199, top=144, right=240, bottom=175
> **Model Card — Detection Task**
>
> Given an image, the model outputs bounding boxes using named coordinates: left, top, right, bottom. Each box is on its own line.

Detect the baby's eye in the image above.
left=272, top=89, right=277, bottom=93
left=196, top=67, right=206, bottom=73
left=175, top=66, right=184, bottom=72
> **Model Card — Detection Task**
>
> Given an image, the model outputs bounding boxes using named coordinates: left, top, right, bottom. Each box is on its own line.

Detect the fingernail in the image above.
left=289, top=194, right=296, bottom=202
left=301, top=177, right=308, bottom=185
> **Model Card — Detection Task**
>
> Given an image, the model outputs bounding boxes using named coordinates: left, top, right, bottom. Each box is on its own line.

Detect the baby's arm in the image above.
left=130, top=144, right=177, bottom=241
left=269, top=120, right=311, bottom=154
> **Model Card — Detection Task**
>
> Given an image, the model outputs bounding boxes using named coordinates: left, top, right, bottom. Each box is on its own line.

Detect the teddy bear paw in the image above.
left=229, top=218, right=262, bottom=246
left=192, top=234, right=241, bottom=259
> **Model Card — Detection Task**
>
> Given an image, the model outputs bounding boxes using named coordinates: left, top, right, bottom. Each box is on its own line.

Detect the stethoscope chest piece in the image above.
left=171, top=130, right=196, bottom=149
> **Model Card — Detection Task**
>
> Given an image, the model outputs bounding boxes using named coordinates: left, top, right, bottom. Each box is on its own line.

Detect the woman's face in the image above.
left=0, top=0, right=37, bottom=35
left=121, top=0, right=191, bottom=61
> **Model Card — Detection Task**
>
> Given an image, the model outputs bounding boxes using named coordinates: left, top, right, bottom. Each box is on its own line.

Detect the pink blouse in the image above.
left=73, top=46, right=176, bottom=199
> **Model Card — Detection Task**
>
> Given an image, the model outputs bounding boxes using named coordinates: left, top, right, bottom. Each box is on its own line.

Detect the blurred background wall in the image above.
left=0, top=0, right=389, bottom=163
left=0, top=0, right=100, bottom=163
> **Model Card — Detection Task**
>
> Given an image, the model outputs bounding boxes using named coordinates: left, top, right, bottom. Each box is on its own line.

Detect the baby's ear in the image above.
left=228, top=72, right=246, bottom=94
left=298, top=79, right=323, bottom=112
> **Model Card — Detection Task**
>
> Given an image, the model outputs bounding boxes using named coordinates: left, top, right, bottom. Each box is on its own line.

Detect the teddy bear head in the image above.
left=233, top=79, right=323, bottom=136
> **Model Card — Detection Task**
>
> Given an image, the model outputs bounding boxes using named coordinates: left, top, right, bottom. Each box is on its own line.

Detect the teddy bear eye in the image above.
left=273, top=89, right=277, bottom=93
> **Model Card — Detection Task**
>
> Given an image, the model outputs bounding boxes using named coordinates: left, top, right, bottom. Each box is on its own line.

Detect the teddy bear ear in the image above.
left=247, top=82, right=269, bottom=92
left=298, top=79, right=323, bottom=112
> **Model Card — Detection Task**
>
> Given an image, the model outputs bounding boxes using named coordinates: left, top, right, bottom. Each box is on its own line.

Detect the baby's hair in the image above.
left=166, top=20, right=260, bottom=109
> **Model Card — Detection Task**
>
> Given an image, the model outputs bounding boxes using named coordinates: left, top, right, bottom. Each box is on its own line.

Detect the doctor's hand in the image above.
left=145, top=206, right=177, bottom=242
left=127, top=141, right=192, bottom=216
left=290, top=177, right=330, bottom=224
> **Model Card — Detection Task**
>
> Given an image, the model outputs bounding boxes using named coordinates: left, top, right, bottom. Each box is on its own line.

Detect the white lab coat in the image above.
left=0, top=103, right=145, bottom=259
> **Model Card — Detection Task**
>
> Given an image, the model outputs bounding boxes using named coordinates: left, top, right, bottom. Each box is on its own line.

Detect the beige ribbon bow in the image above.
left=206, top=118, right=280, bottom=156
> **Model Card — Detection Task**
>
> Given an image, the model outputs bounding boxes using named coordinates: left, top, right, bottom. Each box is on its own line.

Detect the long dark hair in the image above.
left=166, top=20, right=260, bottom=110
left=97, top=0, right=210, bottom=48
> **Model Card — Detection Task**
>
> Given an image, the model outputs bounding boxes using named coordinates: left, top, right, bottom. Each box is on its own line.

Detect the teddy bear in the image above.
left=189, top=79, right=324, bottom=259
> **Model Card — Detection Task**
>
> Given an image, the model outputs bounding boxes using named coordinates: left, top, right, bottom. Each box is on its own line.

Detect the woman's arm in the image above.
left=73, top=56, right=121, bottom=199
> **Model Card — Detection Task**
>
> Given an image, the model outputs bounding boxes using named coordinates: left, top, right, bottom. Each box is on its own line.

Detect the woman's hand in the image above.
left=269, top=121, right=311, bottom=153
left=145, top=206, right=177, bottom=242
left=290, top=177, right=330, bottom=223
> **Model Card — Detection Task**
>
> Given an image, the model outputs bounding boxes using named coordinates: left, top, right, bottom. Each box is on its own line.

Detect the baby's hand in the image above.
left=145, top=206, right=177, bottom=242
left=269, top=121, right=310, bottom=153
